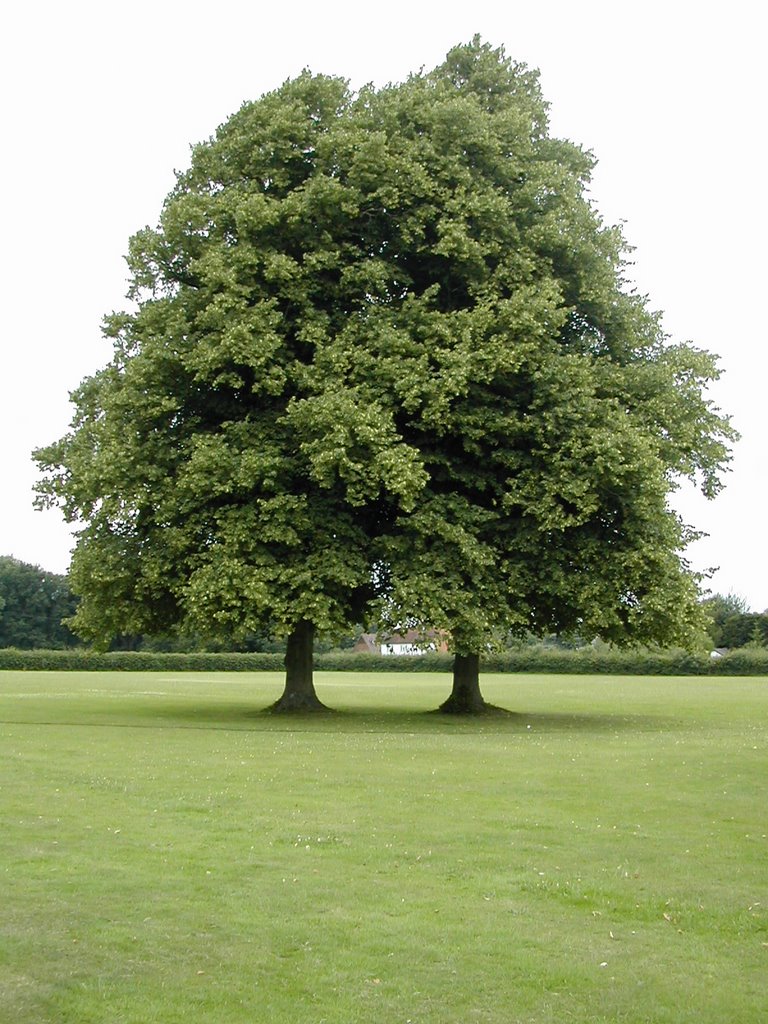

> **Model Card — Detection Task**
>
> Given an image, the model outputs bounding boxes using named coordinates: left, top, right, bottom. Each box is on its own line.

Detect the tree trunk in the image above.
left=269, top=620, right=329, bottom=712
left=438, top=652, right=492, bottom=714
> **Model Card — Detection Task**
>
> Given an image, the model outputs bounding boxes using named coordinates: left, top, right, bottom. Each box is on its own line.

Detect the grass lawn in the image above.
left=1, top=670, right=766, bottom=1023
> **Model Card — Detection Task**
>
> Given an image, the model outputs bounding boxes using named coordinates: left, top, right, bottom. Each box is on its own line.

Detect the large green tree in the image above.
left=34, top=71, right=425, bottom=709
left=35, top=39, right=734, bottom=711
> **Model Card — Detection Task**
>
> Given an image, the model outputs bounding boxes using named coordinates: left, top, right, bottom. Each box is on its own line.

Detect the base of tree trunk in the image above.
left=269, top=619, right=331, bottom=713
left=269, top=690, right=332, bottom=713
left=437, top=696, right=508, bottom=714
left=437, top=652, right=507, bottom=715
left=438, top=693, right=495, bottom=714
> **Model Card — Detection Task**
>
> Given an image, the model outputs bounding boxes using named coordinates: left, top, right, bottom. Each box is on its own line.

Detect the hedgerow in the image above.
left=1, top=647, right=767, bottom=675
left=0, top=649, right=283, bottom=672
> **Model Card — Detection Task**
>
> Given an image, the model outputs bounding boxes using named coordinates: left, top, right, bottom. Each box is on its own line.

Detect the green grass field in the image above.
left=1, top=670, right=766, bottom=1023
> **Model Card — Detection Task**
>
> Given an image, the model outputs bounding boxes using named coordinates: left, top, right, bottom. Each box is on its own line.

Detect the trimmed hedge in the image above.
left=1, top=647, right=767, bottom=675
left=315, top=648, right=768, bottom=676
left=317, top=652, right=452, bottom=673
left=0, top=649, right=284, bottom=672
left=708, top=648, right=768, bottom=676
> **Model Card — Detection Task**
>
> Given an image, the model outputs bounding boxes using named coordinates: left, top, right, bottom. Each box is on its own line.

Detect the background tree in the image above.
left=702, top=594, right=767, bottom=649
left=0, top=556, right=79, bottom=649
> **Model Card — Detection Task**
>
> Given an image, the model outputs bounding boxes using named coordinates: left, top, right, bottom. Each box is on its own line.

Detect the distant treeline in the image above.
left=0, top=556, right=78, bottom=649
left=702, top=593, right=768, bottom=648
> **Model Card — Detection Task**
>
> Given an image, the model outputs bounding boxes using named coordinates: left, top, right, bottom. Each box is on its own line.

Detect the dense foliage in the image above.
left=34, top=39, right=735, bottom=709
left=0, top=556, right=79, bottom=649
left=342, top=46, right=734, bottom=661
left=703, top=593, right=768, bottom=649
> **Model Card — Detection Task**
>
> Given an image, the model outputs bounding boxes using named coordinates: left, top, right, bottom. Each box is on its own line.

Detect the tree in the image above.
left=315, top=39, right=735, bottom=710
left=703, top=594, right=767, bottom=649
left=35, top=40, right=735, bottom=712
left=34, top=72, right=425, bottom=710
left=0, top=556, right=79, bottom=649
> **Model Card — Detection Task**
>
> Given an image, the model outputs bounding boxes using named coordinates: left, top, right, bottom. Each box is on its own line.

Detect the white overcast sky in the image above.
left=1, top=0, right=765, bottom=609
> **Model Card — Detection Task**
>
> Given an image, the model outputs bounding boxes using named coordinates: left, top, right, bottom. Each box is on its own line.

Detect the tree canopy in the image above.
left=0, top=557, right=79, bottom=649
left=703, top=594, right=767, bottom=650
left=34, top=38, right=735, bottom=711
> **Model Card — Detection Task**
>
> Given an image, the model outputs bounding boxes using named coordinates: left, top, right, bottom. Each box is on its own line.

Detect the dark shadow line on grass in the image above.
left=0, top=708, right=682, bottom=735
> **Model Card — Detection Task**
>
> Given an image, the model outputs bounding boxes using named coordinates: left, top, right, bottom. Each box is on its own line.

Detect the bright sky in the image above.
left=2, top=1, right=765, bottom=610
